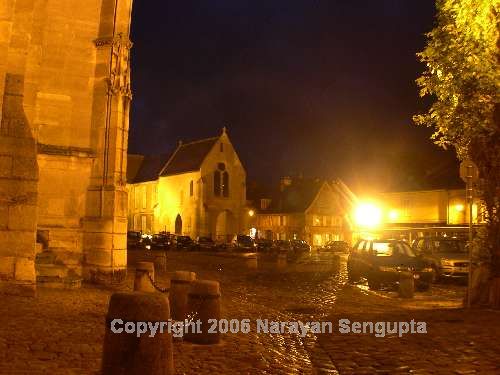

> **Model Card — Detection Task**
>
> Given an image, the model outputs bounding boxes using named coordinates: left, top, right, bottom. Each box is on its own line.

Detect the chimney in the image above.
left=280, top=176, right=292, bottom=192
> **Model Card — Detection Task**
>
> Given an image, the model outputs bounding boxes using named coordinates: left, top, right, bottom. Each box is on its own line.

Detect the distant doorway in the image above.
left=175, top=214, right=182, bottom=235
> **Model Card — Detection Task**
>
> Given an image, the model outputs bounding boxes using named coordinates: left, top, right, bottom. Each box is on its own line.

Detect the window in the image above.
left=260, top=199, right=271, bottom=210
left=142, top=186, right=147, bottom=209
left=134, top=187, right=140, bottom=209
left=220, top=143, right=224, bottom=152
left=222, top=171, right=229, bottom=197
left=190, top=180, right=194, bottom=197
left=213, top=163, right=229, bottom=197
left=402, top=199, right=410, bottom=217
left=373, top=242, right=393, bottom=256
left=326, top=216, right=332, bottom=226
left=214, top=171, right=221, bottom=196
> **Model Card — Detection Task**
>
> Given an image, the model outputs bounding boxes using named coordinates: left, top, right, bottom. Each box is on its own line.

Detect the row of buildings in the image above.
left=127, top=129, right=481, bottom=247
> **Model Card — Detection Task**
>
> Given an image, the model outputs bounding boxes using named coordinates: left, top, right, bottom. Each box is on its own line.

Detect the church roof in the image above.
left=250, top=178, right=326, bottom=214
left=275, top=179, right=325, bottom=213
left=127, top=154, right=144, bottom=182
left=127, top=134, right=222, bottom=183
left=128, top=153, right=170, bottom=183
left=159, top=137, right=219, bottom=176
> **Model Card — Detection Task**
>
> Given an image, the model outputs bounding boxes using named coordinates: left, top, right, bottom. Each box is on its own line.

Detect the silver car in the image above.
left=412, top=237, right=469, bottom=282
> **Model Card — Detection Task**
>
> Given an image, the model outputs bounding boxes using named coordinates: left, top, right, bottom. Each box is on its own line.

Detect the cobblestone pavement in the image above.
left=318, top=285, right=500, bottom=374
left=0, top=250, right=499, bottom=374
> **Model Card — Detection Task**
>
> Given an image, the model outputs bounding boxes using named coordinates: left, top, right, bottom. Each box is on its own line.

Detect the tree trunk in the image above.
left=489, top=277, right=500, bottom=309
left=469, top=264, right=491, bottom=306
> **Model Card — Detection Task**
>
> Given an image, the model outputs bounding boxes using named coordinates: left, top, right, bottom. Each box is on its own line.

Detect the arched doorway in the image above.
left=215, top=210, right=235, bottom=243
left=175, top=214, right=182, bottom=235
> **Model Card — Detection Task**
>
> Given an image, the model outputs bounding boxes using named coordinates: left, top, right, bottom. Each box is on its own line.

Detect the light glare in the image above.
left=355, top=203, right=382, bottom=228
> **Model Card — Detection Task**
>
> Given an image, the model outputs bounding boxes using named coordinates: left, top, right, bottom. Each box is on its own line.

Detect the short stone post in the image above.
left=398, top=271, right=414, bottom=298
left=245, top=253, right=258, bottom=270
left=169, top=271, right=196, bottom=321
left=154, top=252, right=167, bottom=274
left=134, top=262, right=155, bottom=293
left=101, top=292, right=174, bottom=375
left=277, top=250, right=287, bottom=270
left=184, top=280, right=221, bottom=344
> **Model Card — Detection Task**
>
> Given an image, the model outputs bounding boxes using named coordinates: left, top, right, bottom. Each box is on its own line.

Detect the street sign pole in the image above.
left=466, top=174, right=473, bottom=309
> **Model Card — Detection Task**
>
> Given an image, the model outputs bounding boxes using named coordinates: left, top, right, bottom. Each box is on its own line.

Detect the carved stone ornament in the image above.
left=95, top=33, right=133, bottom=99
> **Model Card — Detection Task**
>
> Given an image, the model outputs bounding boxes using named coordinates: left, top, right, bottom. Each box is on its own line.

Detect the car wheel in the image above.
left=417, top=282, right=431, bottom=292
left=347, top=266, right=360, bottom=282
left=367, top=276, right=381, bottom=290
left=431, top=266, right=440, bottom=283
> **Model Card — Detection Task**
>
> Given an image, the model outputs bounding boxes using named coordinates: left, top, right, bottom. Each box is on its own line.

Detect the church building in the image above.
left=127, top=128, right=248, bottom=242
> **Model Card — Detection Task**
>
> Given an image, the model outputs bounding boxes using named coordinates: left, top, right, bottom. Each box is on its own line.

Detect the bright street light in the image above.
left=355, top=203, right=382, bottom=228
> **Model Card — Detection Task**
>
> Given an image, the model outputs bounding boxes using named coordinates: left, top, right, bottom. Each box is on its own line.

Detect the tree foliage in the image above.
left=414, top=0, right=500, bottom=278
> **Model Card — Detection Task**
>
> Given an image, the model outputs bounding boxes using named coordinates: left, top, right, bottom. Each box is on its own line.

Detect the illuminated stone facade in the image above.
left=251, top=179, right=350, bottom=247
left=128, top=129, right=248, bottom=242
left=367, top=188, right=486, bottom=241
left=0, top=0, right=133, bottom=295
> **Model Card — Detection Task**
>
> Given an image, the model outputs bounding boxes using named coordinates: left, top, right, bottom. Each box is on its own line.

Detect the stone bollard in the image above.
left=184, top=280, right=221, bottom=344
left=245, top=253, right=258, bottom=270
left=277, top=250, right=287, bottom=270
left=101, top=292, right=174, bottom=375
left=134, top=262, right=155, bottom=293
left=154, top=252, right=167, bottom=274
left=169, top=271, right=196, bottom=321
left=398, top=271, right=414, bottom=298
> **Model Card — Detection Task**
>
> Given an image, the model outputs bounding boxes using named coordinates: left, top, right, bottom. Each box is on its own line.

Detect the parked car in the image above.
left=175, top=236, right=195, bottom=251
left=142, top=234, right=154, bottom=250
left=127, top=231, right=142, bottom=249
left=347, top=239, right=433, bottom=291
left=321, top=240, right=350, bottom=253
left=412, top=237, right=469, bottom=282
left=291, top=240, right=312, bottom=253
left=151, top=233, right=174, bottom=251
left=232, top=235, right=257, bottom=252
left=255, top=238, right=273, bottom=252
left=273, top=240, right=292, bottom=252
left=195, top=236, right=218, bottom=251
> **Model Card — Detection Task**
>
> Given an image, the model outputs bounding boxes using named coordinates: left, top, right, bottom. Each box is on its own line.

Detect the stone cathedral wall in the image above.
left=0, top=0, right=133, bottom=295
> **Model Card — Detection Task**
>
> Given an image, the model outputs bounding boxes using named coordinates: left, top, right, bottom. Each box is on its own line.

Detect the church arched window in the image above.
left=213, top=163, right=229, bottom=197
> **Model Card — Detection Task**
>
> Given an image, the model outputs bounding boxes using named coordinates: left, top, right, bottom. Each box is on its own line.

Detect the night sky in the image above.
left=129, top=1, right=462, bottom=194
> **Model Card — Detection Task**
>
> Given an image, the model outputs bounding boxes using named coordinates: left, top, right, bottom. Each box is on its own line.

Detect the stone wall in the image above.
left=0, top=0, right=133, bottom=294
left=0, top=1, right=39, bottom=296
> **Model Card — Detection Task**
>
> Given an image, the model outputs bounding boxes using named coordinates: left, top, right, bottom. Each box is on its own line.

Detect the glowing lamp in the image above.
left=248, top=210, right=255, bottom=217
left=355, top=203, right=382, bottom=228
left=388, top=210, right=398, bottom=221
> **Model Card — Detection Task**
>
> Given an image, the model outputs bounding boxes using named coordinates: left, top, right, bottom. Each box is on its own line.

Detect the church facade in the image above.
left=128, top=129, right=248, bottom=242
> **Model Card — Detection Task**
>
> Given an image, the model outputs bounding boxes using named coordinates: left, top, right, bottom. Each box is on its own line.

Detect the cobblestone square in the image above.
left=1, top=251, right=499, bottom=374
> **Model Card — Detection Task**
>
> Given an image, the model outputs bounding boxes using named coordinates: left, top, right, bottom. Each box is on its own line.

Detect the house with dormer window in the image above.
left=127, top=128, right=247, bottom=242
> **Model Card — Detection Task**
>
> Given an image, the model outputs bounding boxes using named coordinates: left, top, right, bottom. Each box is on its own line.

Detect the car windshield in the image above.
left=434, top=240, right=466, bottom=253
left=238, top=236, right=253, bottom=244
left=372, top=242, right=416, bottom=257
left=199, top=237, right=212, bottom=242
left=373, top=242, right=393, bottom=256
